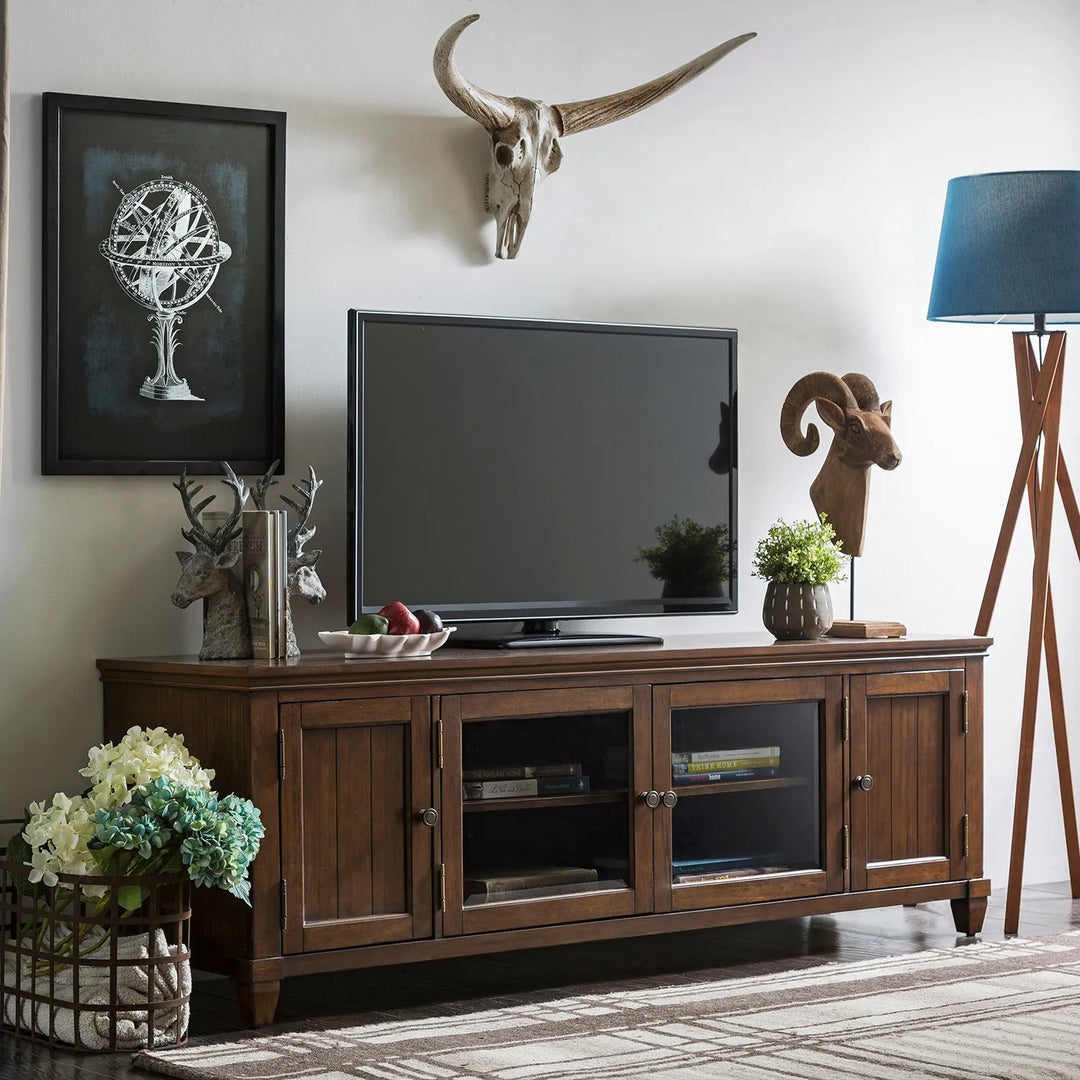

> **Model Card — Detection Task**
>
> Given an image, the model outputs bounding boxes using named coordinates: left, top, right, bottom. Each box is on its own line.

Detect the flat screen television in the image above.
left=347, top=311, right=737, bottom=648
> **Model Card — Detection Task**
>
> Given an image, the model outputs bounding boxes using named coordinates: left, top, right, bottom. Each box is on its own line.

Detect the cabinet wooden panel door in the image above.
left=440, top=686, right=650, bottom=936
left=280, top=696, right=434, bottom=953
left=655, top=676, right=845, bottom=913
left=848, top=670, right=967, bottom=891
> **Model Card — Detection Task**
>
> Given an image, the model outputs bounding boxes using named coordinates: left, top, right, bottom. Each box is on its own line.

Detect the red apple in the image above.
left=377, top=601, right=420, bottom=635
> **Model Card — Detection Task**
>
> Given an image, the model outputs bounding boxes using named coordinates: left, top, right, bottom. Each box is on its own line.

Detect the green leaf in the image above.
left=3, top=829, right=33, bottom=895
left=117, top=883, right=145, bottom=912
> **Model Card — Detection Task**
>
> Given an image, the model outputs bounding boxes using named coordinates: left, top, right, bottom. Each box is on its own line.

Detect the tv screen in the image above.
left=348, top=311, right=737, bottom=645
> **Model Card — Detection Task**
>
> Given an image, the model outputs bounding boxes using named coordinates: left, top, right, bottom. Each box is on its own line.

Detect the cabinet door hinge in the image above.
left=842, top=696, right=850, bottom=742
left=843, top=824, right=850, bottom=870
left=281, top=878, right=288, bottom=930
left=436, top=718, right=444, bottom=770
left=278, top=729, right=286, bottom=781
left=439, top=863, right=446, bottom=911
left=962, top=813, right=970, bottom=857
left=962, top=689, right=969, bottom=734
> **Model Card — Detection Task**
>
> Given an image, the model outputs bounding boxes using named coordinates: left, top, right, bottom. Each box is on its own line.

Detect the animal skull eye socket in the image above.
left=494, top=144, right=514, bottom=167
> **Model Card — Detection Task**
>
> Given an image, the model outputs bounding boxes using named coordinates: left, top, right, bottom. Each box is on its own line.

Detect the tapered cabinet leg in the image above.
left=950, top=896, right=988, bottom=937
left=237, top=979, right=281, bottom=1027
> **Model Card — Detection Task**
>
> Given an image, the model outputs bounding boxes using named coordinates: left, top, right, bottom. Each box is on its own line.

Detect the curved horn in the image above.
left=433, top=14, right=518, bottom=131
left=552, top=32, right=755, bottom=136
left=840, top=372, right=881, bottom=410
left=780, top=372, right=857, bottom=457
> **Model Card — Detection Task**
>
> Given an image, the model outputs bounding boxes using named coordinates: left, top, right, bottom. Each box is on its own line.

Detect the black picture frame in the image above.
left=42, top=93, right=286, bottom=475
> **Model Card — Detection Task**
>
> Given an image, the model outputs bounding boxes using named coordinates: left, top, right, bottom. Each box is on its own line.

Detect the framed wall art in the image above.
left=42, top=93, right=286, bottom=475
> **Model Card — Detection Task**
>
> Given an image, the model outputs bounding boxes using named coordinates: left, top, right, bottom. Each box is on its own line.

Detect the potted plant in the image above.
left=751, top=514, right=846, bottom=640
left=1, top=726, right=265, bottom=1050
left=636, top=516, right=731, bottom=607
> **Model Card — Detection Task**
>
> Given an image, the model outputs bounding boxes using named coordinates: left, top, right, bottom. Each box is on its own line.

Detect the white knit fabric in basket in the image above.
left=2, top=926, right=190, bottom=1049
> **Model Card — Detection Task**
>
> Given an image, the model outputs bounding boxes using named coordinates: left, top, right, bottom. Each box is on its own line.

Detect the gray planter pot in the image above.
left=762, top=581, right=833, bottom=640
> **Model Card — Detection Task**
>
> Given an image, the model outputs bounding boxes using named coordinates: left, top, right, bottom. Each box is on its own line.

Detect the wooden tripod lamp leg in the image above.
left=975, top=337, right=1063, bottom=638
left=1003, top=332, right=1066, bottom=935
left=1015, top=336, right=1080, bottom=899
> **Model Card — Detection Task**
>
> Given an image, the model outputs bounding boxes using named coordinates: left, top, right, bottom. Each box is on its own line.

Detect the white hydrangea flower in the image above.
left=80, top=725, right=214, bottom=806
left=21, top=791, right=107, bottom=896
left=21, top=727, right=213, bottom=899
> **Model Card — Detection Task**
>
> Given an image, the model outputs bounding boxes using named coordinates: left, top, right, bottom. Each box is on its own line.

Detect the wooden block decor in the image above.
left=827, top=620, right=907, bottom=639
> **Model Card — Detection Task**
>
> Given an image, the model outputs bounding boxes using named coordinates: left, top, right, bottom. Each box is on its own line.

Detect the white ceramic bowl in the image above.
left=319, top=627, right=456, bottom=658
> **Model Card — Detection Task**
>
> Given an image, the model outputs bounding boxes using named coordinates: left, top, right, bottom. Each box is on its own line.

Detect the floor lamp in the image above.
left=928, top=170, right=1080, bottom=935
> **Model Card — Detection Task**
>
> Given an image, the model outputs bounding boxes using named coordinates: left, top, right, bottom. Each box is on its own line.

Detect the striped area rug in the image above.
left=136, top=932, right=1080, bottom=1079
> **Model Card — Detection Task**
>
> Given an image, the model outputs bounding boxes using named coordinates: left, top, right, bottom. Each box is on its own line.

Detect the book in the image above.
left=671, top=767, right=778, bottom=784
left=462, top=866, right=598, bottom=898
left=672, top=854, right=781, bottom=875
left=461, top=763, right=583, bottom=781
left=203, top=509, right=281, bottom=660
left=675, top=866, right=792, bottom=884
left=466, top=878, right=625, bottom=905
left=673, top=756, right=780, bottom=774
left=272, top=509, right=288, bottom=658
left=243, top=511, right=275, bottom=659
left=671, top=745, right=780, bottom=764
left=462, top=775, right=591, bottom=800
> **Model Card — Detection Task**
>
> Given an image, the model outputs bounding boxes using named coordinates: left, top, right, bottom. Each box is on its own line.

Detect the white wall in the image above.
left=3, top=0, right=1079, bottom=893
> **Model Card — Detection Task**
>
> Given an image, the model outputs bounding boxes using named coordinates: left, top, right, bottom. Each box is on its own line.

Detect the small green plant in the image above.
left=636, top=516, right=731, bottom=584
left=751, top=514, right=847, bottom=585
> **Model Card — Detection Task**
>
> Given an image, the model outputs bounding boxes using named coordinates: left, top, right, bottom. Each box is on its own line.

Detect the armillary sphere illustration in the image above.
left=99, top=175, right=232, bottom=401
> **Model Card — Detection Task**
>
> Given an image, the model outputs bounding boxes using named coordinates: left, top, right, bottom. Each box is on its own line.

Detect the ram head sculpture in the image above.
left=433, top=15, right=755, bottom=259
left=780, top=372, right=902, bottom=558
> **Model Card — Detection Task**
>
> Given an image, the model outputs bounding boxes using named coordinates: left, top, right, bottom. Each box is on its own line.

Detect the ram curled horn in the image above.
left=779, top=372, right=901, bottom=558
left=433, top=15, right=756, bottom=259
left=779, top=372, right=859, bottom=458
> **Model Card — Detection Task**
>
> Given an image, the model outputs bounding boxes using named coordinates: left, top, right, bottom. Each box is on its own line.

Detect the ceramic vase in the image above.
left=761, top=581, right=833, bottom=640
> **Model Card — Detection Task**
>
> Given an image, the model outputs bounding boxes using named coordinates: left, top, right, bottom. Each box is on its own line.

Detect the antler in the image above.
left=250, top=459, right=280, bottom=511
left=174, top=463, right=248, bottom=553
left=281, top=466, right=324, bottom=557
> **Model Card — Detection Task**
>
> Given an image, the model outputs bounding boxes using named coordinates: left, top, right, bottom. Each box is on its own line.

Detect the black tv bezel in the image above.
left=347, top=310, right=738, bottom=626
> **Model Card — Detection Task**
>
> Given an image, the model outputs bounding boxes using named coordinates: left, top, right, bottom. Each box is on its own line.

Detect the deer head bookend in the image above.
left=433, top=15, right=755, bottom=259
left=780, top=372, right=901, bottom=558
left=253, top=463, right=325, bottom=658
left=173, top=464, right=252, bottom=660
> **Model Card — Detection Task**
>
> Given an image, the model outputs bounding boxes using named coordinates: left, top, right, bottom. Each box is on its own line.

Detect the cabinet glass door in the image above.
left=655, top=678, right=844, bottom=912
left=441, top=687, right=649, bottom=935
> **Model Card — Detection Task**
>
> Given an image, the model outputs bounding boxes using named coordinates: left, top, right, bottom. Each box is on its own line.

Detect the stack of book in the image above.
left=670, top=744, right=780, bottom=784
left=461, top=762, right=590, bottom=801
left=672, top=854, right=788, bottom=884
left=462, top=865, right=598, bottom=901
left=203, top=508, right=289, bottom=659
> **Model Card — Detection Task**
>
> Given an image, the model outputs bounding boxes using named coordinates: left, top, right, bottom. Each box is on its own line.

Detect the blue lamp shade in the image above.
left=927, top=170, right=1080, bottom=324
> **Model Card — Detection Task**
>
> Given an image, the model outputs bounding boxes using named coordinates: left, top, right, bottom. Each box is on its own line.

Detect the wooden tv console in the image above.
left=98, top=632, right=991, bottom=1027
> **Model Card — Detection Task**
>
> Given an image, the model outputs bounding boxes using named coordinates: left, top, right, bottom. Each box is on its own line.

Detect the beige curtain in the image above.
left=0, top=0, right=8, bottom=495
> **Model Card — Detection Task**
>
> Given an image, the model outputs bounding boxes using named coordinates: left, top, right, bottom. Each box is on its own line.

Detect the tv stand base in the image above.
left=454, top=631, right=665, bottom=649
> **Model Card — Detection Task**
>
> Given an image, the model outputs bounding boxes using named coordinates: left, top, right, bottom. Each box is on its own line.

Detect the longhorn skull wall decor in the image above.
left=779, top=372, right=902, bottom=558
left=433, top=15, right=756, bottom=259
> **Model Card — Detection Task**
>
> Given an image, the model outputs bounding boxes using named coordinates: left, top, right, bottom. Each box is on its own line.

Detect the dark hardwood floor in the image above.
left=3, top=882, right=1079, bottom=1079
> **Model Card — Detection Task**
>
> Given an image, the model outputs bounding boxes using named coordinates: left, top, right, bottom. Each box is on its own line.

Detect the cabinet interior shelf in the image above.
left=673, top=775, right=810, bottom=797
left=462, top=790, right=626, bottom=813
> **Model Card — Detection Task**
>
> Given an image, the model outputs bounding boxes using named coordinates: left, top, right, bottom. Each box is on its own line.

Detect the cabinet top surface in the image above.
left=98, top=632, right=991, bottom=688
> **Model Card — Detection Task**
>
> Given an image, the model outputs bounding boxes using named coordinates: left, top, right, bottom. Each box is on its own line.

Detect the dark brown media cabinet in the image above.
left=97, top=632, right=991, bottom=1027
